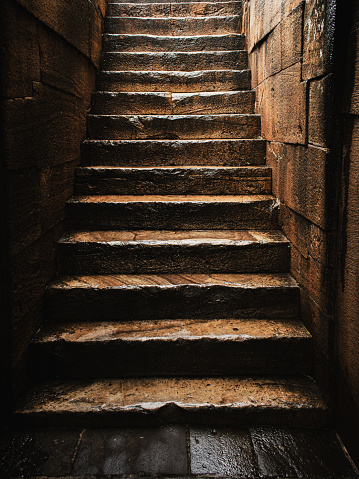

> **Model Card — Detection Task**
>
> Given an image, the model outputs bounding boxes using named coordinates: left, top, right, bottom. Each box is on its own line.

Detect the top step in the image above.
left=107, top=2, right=243, bottom=17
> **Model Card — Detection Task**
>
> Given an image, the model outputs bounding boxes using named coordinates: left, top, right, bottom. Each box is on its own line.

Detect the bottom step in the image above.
left=15, top=377, right=327, bottom=427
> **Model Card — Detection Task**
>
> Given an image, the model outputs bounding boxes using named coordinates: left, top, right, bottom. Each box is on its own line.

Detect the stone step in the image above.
left=65, top=195, right=279, bottom=230
left=14, top=376, right=327, bottom=427
left=45, top=273, right=299, bottom=322
left=91, top=91, right=255, bottom=115
left=105, top=16, right=241, bottom=35
left=97, top=70, right=251, bottom=92
left=31, top=319, right=311, bottom=379
left=75, top=166, right=271, bottom=195
left=102, top=33, right=246, bottom=52
left=81, top=139, right=266, bottom=166
left=57, top=230, right=290, bottom=275
left=107, top=2, right=243, bottom=17
left=87, top=114, right=261, bottom=140
left=100, top=51, right=247, bottom=72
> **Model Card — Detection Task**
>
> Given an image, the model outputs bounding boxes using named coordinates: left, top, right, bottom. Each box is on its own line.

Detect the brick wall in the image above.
left=0, top=0, right=107, bottom=408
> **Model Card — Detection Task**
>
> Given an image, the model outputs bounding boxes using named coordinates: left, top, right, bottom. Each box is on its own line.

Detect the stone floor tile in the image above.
left=250, top=427, right=358, bottom=478
left=190, top=427, right=258, bottom=477
left=0, top=428, right=81, bottom=479
left=72, top=426, right=188, bottom=476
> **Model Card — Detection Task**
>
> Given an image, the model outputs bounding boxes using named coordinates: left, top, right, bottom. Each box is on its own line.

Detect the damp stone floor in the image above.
left=0, top=426, right=358, bottom=479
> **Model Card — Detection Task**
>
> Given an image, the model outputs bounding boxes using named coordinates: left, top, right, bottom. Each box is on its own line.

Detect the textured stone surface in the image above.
left=32, top=318, right=311, bottom=378
left=57, top=229, right=290, bottom=274
left=45, top=273, right=300, bottom=322
left=82, top=139, right=266, bottom=166
left=101, top=50, right=247, bottom=72
left=75, top=166, right=270, bottom=195
left=103, top=33, right=246, bottom=52
left=65, top=194, right=279, bottom=230
left=14, top=377, right=327, bottom=427
left=105, top=15, right=242, bottom=35
left=87, top=114, right=261, bottom=140
left=97, top=69, right=251, bottom=92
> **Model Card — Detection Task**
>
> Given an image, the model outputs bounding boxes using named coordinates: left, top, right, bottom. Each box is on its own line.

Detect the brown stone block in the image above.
left=309, top=74, right=338, bottom=148
left=90, top=1, right=104, bottom=69
left=39, top=161, right=76, bottom=233
left=1, top=0, right=40, bottom=98
left=266, top=142, right=335, bottom=229
left=8, top=168, right=41, bottom=256
left=4, top=82, right=86, bottom=170
left=302, top=0, right=336, bottom=80
left=281, top=2, right=304, bottom=70
left=247, top=0, right=282, bottom=52
left=264, top=24, right=282, bottom=79
left=343, top=12, right=359, bottom=115
left=16, top=0, right=91, bottom=58
left=38, top=24, right=96, bottom=99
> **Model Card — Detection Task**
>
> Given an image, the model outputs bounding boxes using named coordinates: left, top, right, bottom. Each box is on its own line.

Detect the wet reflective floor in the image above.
left=0, top=426, right=358, bottom=479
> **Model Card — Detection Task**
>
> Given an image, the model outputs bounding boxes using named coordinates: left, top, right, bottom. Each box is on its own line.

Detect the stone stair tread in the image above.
left=35, top=318, right=310, bottom=343
left=59, top=229, right=288, bottom=245
left=108, top=3, right=242, bottom=18
left=77, top=165, right=270, bottom=170
left=14, top=376, right=327, bottom=427
left=67, top=194, right=274, bottom=203
left=48, top=272, right=298, bottom=290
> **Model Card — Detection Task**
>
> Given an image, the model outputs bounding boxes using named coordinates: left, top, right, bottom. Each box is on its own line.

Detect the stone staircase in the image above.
left=15, top=0, right=328, bottom=428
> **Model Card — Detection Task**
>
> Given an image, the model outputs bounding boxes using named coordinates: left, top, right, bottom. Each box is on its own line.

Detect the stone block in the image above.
left=16, top=0, right=91, bottom=58
left=1, top=0, right=41, bottom=98
left=247, top=0, right=282, bottom=52
left=281, top=2, right=304, bottom=70
left=309, top=73, right=338, bottom=148
left=89, top=1, right=104, bottom=69
left=302, top=0, right=336, bottom=80
left=343, top=7, right=359, bottom=115
left=264, top=22, right=282, bottom=79
left=4, top=82, right=86, bottom=170
left=38, top=24, right=96, bottom=99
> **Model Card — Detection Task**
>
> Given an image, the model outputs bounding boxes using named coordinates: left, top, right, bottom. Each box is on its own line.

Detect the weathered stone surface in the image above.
left=75, top=166, right=271, bottom=195
left=72, top=427, right=188, bottom=476
left=82, top=139, right=266, bottom=166
left=87, top=114, right=261, bottom=140
left=65, top=194, right=279, bottom=230
left=103, top=33, right=246, bottom=52
left=14, top=377, right=327, bottom=427
left=97, top=69, right=251, bottom=92
left=2, top=0, right=41, bottom=99
left=105, top=15, right=242, bottom=35
left=57, top=229, right=290, bottom=274
left=100, top=50, right=248, bottom=72
left=281, top=2, right=304, bottom=71
left=247, top=0, right=282, bottom=52
left=32, top=318, right=311, bottom=378
left=45, top=273, right=299, bottom=321
left=4, top=82, right=86, bottom=170
left=108, top=1, right=242, bottom=17
left=302, top=0, right=336, bottom=80
left=92, top=91, right=255, bottom=115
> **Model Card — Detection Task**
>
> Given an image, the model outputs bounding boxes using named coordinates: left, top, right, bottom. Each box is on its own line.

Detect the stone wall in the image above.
left=246, top=0, right=359, bottom=465
left=0, top=0, right=107, bottom=408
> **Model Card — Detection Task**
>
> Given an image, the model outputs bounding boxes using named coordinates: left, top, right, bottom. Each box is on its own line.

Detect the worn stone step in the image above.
left=87, top=114, right=261, bottom=140
left=91, top=91, right=255, bottom=115
left=57, top=230, right=290, bottom=275
left=107, top=2, right=243, bottom=17
left=97, top=70, right=251, bottom=92
left=81, top=139, right=266, bottom=166
left=102, top=33, right=246, bottom=52
left=14, top=376, right=327, bottom=427
left=65, top=195, right=279, bottom=230
left=100, top=51, right=247, bottom=72
left=75, top=166, right=271, bottom=195
left=105, top=16, right=241, bottom=35
left=45, top=273, right=299, bottom=322
left=31, top=319, right=311, bottom=379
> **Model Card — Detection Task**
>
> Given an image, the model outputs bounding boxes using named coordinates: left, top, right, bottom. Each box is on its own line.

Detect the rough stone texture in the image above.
left=45, top=273, right=300, bottom=322
left=103, top=33, right=246, bottom=52
left=75, top=166, right=270, bottom=195
left=14, top=377, right=327, bottom=427
left=82, top=139, right=266, bottom=166
left=0, top=0, right=106, bottom=401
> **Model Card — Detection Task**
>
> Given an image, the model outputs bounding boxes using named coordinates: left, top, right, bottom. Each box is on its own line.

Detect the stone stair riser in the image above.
left=81, top=139, right=266, bottom=166
left=105, top=16, right=242, bottom=35
left=97, top=70, right=251, bottom=93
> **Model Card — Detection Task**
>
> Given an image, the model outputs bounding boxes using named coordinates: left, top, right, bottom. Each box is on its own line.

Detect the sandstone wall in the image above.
left=0, top=0, right=107, bottom=406
left=246, top=0, right=359, bottom=465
